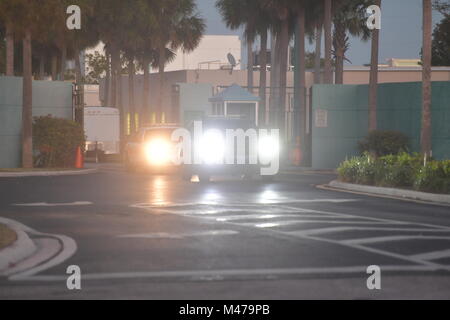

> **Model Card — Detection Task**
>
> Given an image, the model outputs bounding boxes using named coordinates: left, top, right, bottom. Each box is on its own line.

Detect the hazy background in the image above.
left=196, top=0, right=444, bottom=67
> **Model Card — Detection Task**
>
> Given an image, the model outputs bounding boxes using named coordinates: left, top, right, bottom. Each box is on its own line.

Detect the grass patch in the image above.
left=0, top=224, right=17, bottom=250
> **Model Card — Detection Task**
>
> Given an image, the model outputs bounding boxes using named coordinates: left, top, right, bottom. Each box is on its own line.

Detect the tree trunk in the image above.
left=278, top=19, right=289, bottom=139
left=247, top=38, right=254, bottom=93
left=334, top=21, right=346, bottom=84
left=314, top=23, right=323, bottom=84
left=104, top=50, right=110, bottom=107
left=128, top=58, right=136, bottom=134
left=60, top=43, right=67, bottom=81
left=369, top=0, right=381, bottom=132
left=143, top=54, right=151, bottom=124
left=324, top=0, right=333, bottom=84
left=421, top=0, right=432, bottom=156
left=269, top=33, right=279, bottom=127
left=39, top=53, right=45, bottom=80
left=259, top=30, right=268, bottom=126
left=6, top=23, right=14, bottom=76
left=110, top=45, right=119, bottom=108
left=74, top=48, right=84, bottom=127
left=295, top=6, right=307, bottom=165
left=22, top=30, right=33, bottom=169
left=51, top=54, right=58, bottom=81
left=157, top=45, right=166, bottom=124
left=116, top=55, right=125, bottom=153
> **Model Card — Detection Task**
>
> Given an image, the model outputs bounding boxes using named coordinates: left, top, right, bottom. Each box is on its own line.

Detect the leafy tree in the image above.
left=332, top=0, right=370, bottom=84
left=431, top=14, right=450, bottom=66
left=152, top=0, right=205, bottom=123
left=216, top=0, right=273, bottom=124
left=86, top=51, right=109, bottom=84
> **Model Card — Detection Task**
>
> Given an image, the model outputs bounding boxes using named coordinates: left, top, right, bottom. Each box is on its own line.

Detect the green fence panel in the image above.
left=0, top=76, right=73, bottom=168
left=312, top=81, right=450, bottom=169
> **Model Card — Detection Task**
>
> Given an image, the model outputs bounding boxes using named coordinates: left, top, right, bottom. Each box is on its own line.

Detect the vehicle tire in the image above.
left=261, top=175, right=275, bottom=182
left=124, top=154, right=134, bottom=173
left=182, top=172, right=192, bottom=182
left=198, top=173, right=211, bottom=183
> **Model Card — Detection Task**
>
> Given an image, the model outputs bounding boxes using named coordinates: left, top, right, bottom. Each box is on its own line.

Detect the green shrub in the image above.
left=338, top=153, right=376, bottom=185
left=338, top=152, right=450, bottom=194
left=358, top=130, right=409, bottom=157
left=374, top=153, right=422, bottom=188
left=414, top=160, right=450, bottom=194
left=33, top=116, right=85, bottom=168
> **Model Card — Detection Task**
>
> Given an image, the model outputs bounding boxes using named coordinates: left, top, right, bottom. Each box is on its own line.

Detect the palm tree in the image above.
left=421, top=0, right=432, bottom=156
left=333, top=0, right=370, bottom=84
left=323, top=0, right=333, bottom=84
left=0, top=0, right=42, bottom=168
left=153, top=0, right=205, bottom=124
left=368, top=0, right=381, bottom=131
left=314, top=20, right=323, bottom=84
left=216, top=0, right=272, bottom=124
left=0, top=1, right=16, bottom=76
left=5, top=22, right=14, bottom=76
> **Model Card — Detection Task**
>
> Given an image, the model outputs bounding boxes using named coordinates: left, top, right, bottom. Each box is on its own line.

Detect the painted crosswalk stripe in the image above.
left=410, top=249, right=450, bottom=261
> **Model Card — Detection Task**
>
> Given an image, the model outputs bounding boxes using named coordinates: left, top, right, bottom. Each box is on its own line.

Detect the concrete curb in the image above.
left=0, top=168, right=98, bottom=178
left=280, top=170, right=337, bottom=176
left=328, top=180, right=450, bottom=205
left=0, top=224, right=37, bottom=274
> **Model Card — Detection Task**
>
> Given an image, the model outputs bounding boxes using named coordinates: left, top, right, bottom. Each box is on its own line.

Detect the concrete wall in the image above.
left=0, top=76, right=73, bottom=168
left=312, top=81, right=450, bottom=169
left=177, top=83, right=213, bottom=126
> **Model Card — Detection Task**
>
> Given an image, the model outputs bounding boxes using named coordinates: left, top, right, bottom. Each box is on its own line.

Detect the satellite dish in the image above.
left=227, top=53, right=237, bottom=74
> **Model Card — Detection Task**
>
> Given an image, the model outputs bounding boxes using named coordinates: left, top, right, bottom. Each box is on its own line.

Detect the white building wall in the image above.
left=84, top=35, right=242, bottom=75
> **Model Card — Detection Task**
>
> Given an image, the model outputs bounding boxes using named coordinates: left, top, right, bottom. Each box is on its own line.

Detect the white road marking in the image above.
left=245, top=220, right=405, bottom=228
left=118, top=230, right=239, bottom=239
left=342, top=235, right=450, bottom=245
left=213, top=214, right=349, bottom=222
left=13, top=201, right=92, bottom=207
left=0, top=217, right=77, bottom=280
left=410, top=249, right=450, bottom=261
left=11, top=265, right=443, bottom=282
left=286, top=227, right=450, bottom=237
left=132, top=201, right=450, bottom=272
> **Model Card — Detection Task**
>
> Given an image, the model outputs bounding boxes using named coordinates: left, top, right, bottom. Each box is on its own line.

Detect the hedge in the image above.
left=338, top=153, right=450, bottom=194
left=33, top=116, right=85, bottom=168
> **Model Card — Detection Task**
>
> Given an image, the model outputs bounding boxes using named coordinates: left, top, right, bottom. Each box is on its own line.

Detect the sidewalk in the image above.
left=280, top=166, right=337, bottom=176
left=0, top=165, right=98, bottom=178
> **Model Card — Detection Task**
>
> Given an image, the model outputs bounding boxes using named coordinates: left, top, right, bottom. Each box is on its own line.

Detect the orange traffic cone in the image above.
left=75, top=146, right=84, bottom=169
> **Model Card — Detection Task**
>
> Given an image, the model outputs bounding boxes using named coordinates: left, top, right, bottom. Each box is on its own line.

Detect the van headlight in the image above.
left=199, top=129, right=225, bottom=164
left=144, top=139, right=171, bottom=165
left=258, top=136, right=279, bottom=161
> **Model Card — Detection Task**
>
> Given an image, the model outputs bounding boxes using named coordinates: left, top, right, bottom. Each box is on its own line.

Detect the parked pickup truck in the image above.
left=124, top=124, right=181, bottom=172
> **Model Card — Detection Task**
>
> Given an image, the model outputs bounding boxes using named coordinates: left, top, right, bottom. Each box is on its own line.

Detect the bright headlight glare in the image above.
left=199, top=129, right=225, bottom=164
left=258, top=136, right=279, bottom=160
left=145, top=139, right=171, bottom=165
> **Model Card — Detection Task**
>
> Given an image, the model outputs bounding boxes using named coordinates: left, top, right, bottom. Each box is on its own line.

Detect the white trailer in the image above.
left=84, top=107, right=120, bottom=155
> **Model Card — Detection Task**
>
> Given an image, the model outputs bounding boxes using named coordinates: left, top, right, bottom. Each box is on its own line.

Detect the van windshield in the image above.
left=144, top=129, right=175, bottom=141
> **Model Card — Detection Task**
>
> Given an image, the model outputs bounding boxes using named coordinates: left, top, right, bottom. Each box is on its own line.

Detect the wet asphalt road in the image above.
left=0, top=165, right=450, bottom=299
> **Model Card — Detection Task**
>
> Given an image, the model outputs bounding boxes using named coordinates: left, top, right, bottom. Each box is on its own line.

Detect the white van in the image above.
left=84, top=107, right=120, bottom=155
